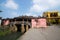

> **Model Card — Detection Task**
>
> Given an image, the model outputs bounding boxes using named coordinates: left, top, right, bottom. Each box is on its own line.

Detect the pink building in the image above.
left=31, top=18, right=47, bottom=28
left=3, top=20, right=10, bottom=26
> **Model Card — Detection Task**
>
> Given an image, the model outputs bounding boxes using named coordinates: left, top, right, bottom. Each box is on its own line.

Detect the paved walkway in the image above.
left=17, top=25, right=60, bottom=40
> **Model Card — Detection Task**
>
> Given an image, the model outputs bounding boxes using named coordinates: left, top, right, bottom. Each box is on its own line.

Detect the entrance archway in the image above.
left=15, top=24, right=21, bottom=32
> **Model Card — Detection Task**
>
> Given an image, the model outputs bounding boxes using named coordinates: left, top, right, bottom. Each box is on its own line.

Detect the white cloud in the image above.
left=23, top=13, right=32, bottom=16
left=30, top=4, right=48, bottom=12
left=30, top=0, right=60, bottom=13
left=11, top=12, right=19, bottom=17
left=5, top=0, right=18, bottom=9
left=23, top=12, right=39, bottom=17
left=47, top=0, right=60, bottom=7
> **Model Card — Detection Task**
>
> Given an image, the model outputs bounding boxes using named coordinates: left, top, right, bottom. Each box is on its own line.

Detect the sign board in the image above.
left=32, top=18, right=47, bottom=28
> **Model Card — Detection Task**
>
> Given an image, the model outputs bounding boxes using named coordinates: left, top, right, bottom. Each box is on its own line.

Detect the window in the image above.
left=50, top=13, right=58, bottom=17
left=46, top=15, right=48, bottom=17
left=54, top=13, right=58, bottom=17
left=50, top=13, right=54, bottom=17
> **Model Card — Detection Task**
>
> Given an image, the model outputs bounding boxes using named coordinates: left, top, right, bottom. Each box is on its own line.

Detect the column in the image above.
left=13, top=24, right=17, bottom=32
left=21, top=19, right=25, bottom=33
left=26, top=19, right=29, bottom=31
left=48, top=13, right=51, bottom=22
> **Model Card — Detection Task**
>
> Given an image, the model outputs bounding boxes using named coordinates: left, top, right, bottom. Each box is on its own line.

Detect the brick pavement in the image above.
left=17, top=25, right=60, bottom=40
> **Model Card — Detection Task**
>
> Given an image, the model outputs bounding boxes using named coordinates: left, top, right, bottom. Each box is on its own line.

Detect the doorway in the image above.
left=15, top=24, right=21, bottom=32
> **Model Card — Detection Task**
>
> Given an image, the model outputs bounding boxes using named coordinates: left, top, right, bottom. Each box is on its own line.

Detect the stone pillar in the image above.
left=21, top=19, right=25, bottom=33
left=26, top=19, right=29, bottom=32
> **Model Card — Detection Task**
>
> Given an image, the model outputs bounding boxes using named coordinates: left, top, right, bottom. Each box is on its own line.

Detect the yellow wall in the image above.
left=58, top=13, right=60, bottom=17
left=43, top=12, right=60, bottom=24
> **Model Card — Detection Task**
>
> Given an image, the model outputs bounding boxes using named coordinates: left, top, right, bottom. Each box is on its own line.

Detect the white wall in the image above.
left=0, top=20, right=1, bottom=25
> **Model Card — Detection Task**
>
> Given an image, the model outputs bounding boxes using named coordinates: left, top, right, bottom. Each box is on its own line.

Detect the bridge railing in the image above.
left=10, top=21, right=31, bottom=26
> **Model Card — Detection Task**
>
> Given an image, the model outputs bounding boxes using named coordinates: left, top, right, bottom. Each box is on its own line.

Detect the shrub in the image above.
left=0, top=26, right=11, bottom=36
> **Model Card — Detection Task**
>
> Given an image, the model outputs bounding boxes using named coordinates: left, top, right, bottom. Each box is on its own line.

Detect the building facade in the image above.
left=43, top=11, right=60, bottom=24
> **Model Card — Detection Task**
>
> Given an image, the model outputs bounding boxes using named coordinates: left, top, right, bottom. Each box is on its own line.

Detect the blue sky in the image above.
left=0, top=0, right=60, bottom=18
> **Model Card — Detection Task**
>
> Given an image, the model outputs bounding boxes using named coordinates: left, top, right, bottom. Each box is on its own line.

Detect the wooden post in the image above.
left=21, top=19, right=25, bottom=33
left=26, top=25, right=28, bottom=31
left=26, top=19, right=29, bottom=31
left=13, top=24, right=17, bottom=32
